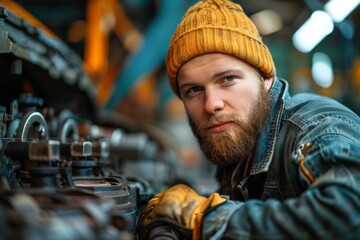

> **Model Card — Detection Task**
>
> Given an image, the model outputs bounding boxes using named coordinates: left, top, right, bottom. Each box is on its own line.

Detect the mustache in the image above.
left=197, top=114, right=244, bottom=131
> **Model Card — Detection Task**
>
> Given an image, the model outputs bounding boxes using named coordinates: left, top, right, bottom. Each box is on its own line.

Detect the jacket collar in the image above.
left=250, top=77, right=289, bottom=175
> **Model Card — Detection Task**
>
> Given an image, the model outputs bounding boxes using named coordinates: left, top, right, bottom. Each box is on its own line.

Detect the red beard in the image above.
left=188, top=84, right=270, bottom=167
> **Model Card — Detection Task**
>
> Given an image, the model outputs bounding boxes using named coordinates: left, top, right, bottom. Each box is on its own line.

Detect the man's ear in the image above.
left=264, top=77, right=275, bottom=91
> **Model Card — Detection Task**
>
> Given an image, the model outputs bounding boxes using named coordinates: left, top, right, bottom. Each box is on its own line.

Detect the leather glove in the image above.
left=137, top=184, right=226, bottom=239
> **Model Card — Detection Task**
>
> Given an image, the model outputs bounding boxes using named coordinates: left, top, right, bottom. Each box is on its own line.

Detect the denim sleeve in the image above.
left=201, top=113, right=360, bottom=239
left=202, top=144, right=360, bottom=239
left=203, top=187, right=360, bottom=239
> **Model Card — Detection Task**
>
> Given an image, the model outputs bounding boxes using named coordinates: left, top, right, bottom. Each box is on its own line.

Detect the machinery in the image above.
left=0, top=2, right=184, bottom=239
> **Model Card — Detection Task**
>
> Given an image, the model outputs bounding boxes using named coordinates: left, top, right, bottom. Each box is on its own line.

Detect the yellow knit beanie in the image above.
left=166, top=0, right=276, bottom=97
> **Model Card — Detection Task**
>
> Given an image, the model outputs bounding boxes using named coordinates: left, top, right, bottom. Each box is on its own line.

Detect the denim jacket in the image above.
left=201, top=78, right=360, bottom=239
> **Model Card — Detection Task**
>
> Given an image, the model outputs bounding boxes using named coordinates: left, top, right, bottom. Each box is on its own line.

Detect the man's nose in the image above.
left=204, top=89, right=224, bottom=114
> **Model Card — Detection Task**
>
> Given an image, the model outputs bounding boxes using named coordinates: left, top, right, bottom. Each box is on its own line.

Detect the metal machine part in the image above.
left=0, top=3, right=184, bottom=239
left=110, top=128, right=158, bottom=161
left=54, top=109, right=81, bottom=143
left=0, top=4, right=96, bottom=120
left=0, top=106, right=12, bottom=138
left=1, top=107, right=155, bottom=238
left=0, top=188, right=133, bottom=240
left=58, top=117, right=80, bottom=143
left=91, top=139, right=111, bottom=176
left=6, top=110, right=49, bottom=141
left=73, top=176, right=138, bottom=233
left=5, top=140, right=61, bottom=188
left=15, top=111, right=49, bottom=141
left=60, top=141, right=98, bottom=177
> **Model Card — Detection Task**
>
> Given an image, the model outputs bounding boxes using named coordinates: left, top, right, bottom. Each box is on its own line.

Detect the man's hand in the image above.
left=137, top=184, right=226, bottom=239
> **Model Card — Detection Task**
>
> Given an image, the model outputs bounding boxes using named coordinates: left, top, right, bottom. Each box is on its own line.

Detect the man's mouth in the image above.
left=207, top=121, right=234, bottom=133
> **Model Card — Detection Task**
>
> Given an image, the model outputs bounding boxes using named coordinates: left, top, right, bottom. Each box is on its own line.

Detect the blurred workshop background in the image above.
left=9, top=0, right=360, bottom=110
left=0, top=0, right=359, bottom=238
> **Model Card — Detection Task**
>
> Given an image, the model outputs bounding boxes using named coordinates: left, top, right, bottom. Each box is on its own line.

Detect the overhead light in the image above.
left=312, top=52, right=334, bottom=88
left=292, top=11, right=334, bottom=53
left=250, top=10, right=283, bottom=36
left=324, top=0, right=360, bottom=23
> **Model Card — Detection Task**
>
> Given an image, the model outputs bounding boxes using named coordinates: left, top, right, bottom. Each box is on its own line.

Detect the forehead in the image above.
left=178, top=53, right=258, bottom=78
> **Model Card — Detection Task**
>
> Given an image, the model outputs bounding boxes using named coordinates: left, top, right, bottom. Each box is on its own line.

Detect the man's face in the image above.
left=177, top=53, right=273, bottom=167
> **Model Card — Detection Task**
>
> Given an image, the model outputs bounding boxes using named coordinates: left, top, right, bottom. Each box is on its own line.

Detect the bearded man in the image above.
left=137, top=0, right=360, bottom=239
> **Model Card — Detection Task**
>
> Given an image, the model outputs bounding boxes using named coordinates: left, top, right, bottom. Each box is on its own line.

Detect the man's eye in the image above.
left=224, top=75, right=235, bottom=82
left=184, top=86, right=202, bottom=96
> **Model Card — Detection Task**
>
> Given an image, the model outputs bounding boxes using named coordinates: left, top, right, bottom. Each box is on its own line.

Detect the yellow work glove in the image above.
left=137, top=184, right=226, bottom=240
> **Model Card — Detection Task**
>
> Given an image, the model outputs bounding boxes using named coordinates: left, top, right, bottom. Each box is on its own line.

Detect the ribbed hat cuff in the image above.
left=166, top=28, right=275, bottom=97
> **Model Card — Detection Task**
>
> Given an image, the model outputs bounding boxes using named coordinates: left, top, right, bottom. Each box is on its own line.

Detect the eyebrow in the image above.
left=213, top=69, right=246, bottom=79
left=178, top=69, right=249, bottom=91
left=179, top=82, right=196, bottom=93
